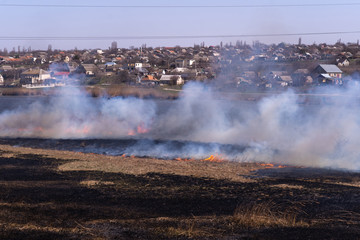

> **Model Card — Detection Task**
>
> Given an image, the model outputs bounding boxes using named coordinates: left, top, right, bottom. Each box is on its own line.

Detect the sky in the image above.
left=1, top=0, right=360, bottom=50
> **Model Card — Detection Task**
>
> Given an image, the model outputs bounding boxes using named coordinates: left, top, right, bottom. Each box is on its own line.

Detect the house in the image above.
left=0, top=65, right=13, bottom=72
left=317, top=74, right=334, bottom=84
left=171, top=68, right=198, bottom=82
left=267, top=71, right=288, bottom=79
left=0, top=74, right=4, bottom=86
left=104, top=62, right=118, bottom=74
left=49, top=62, right=70, bottom=80
left=235, top=77, right=253, bottom=88
left=135, top=63, right=150, bottom=69
left=241, top=71, right=258, bottom=80
left=20, top=68, right=51, bottom=84
left=313, top=64, right=342, bottom=78
left=337, top=58, right=350, bottom=67
left=159, top=75, right=184, bottom=85
left=141, top=75, right=159, bottom=85
left=277, top=75, right=293, bottom=86
left=175, top=58, right=187, bottom=68
left=124, top=63, right=135, bottom=71
left=76, top=64, right=99, bottom=76
left=313, top=64, right=342, bottom=84
left=171, top=67, right=189, bottom=73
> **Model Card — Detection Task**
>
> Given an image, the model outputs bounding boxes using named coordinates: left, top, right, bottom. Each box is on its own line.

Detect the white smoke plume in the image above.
left=0, top=87, right=156, bottom=139
left=1, top=83, right=360, bottom=170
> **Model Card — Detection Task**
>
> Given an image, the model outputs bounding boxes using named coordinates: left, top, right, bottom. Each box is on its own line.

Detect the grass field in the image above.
left=0, top=144, right=360, bottom=239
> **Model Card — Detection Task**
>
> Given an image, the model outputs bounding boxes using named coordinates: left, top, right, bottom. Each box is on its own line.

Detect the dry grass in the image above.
left=87, top=85, right=179, bottom=99
left=0, top=87, right=57, bottom=96
left=79, top=180, right=114, bottom=187
left=232, top=201, right=309, bottom=229
left=271, top=184, right=304, bottom=190
left=0, top=85, right=180, bottom=99
left=0, top=144, right=257, bottom=182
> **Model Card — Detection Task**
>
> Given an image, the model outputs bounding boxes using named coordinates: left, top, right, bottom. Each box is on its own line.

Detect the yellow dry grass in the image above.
left=232, top=201, right=309, bottom=229
left=0, top=144, right=258, bottom=182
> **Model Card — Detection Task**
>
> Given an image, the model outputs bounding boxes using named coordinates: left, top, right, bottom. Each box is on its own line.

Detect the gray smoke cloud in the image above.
left=1, top=83, right=360, bottom=170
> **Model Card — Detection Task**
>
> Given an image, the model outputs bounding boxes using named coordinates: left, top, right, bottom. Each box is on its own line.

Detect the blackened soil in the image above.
left=1, top=151, right=360, bottom=239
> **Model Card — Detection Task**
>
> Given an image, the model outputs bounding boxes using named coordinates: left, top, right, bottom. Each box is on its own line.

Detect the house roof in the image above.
left=81, top=64, right=98, bottom=71
left=294, top=69, right=309, bottom=74
left=21, top=68, right=49, bottom=75
left=318, top=64, right=342, bottom=73
left=136, top=67, right=149, bottom=73
left=160, top=75, right=181, bottom=81
left=53, top=72, right=69, bottom=76
left=171, top=67, right=191, bottom=73
left=1, top=65, right=13, bottom=71
left=279, top=76, right=292, bottom=82
left=319, top=73, right=332, bottom=79
left=142, top=75, right=157, bottom=81
left=105, top=62, right=116, bottom=66
left=269, top=71, right=287, bottom=76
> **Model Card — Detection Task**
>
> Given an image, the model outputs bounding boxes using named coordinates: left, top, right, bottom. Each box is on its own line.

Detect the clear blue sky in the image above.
left=1, top=0, right=360, bottom=50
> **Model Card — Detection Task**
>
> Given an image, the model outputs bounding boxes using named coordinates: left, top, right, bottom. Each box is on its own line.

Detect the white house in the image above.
left=159, top=75, right=184, bottom=85
left=135, top=63, right=150, bottom=69
left=337, top=59, right=350, bottom=67
left=20, top=68, right=51, bottom=84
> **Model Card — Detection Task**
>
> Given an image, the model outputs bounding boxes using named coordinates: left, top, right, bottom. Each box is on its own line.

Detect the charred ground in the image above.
left=0, top=145, right=360, bottom=239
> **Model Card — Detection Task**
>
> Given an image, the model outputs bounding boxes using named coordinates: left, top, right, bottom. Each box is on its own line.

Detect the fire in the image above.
left=173, top=155, right=225, bottom=162
left=260, top=163, right=287, bottom=168
left=127, top=129, right=136, bottom=136
left=260, top=163, right=274, bottom=168
left=76, top=125, right=90, bottom=134
left=137, top=124, right=149, bottom=134
left=65, top=125, right=91, bottom=135
left=202, top=154, right=224, bottom=162
left=17, top=126, right=44, bottom=134
left=175, top=157, right=194, bottom=162
left=128, top=122, right=150, bottom=136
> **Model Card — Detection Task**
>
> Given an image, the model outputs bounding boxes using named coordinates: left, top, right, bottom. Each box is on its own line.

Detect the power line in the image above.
left=0, top=31, right=359, bottom=40
left=0, top=3, right=360, bottom=8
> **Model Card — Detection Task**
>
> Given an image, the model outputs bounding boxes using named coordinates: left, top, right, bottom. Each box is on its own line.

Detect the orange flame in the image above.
left=175, top=157, right=194, bottom=162
left=260, top=163, right=288, bottom=169
left=65, top=125, right=91, bottom=135
left=202, top=154, right=224, bottom=162
left=17, top=126, right=44, bottom=133
left=77, top=125, right=90, bottom=134
left=128, top=122, right=150, bottom=136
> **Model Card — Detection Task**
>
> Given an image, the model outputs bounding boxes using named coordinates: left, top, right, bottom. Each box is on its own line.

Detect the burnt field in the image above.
left=0, top=138, right=250, bottom=158
left=1, top=144, right=360, bottom=239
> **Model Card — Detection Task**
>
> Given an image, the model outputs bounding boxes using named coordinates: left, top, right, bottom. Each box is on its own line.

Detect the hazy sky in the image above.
left=1, top=0, right=360, bottom=50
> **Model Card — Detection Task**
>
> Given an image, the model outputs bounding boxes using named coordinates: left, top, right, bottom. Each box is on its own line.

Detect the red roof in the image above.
left=54, top=72, right=69, bottom=76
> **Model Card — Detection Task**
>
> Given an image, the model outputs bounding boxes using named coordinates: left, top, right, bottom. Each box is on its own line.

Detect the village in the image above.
left=0, top=40, right=359, bottom=90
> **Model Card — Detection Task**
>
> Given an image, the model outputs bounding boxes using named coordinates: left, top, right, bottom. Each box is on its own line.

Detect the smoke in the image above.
left=0, top=87, right=156, bottom=139
left=1, top=83, right=360, bottom=170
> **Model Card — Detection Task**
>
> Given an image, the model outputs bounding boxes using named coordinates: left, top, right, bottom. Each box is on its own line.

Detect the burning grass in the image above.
left=1, top=144, right=360, bottom=239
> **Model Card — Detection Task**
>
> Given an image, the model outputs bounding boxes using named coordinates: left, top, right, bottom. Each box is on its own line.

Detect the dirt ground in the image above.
left=1, top=144, right=360, bottom=239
